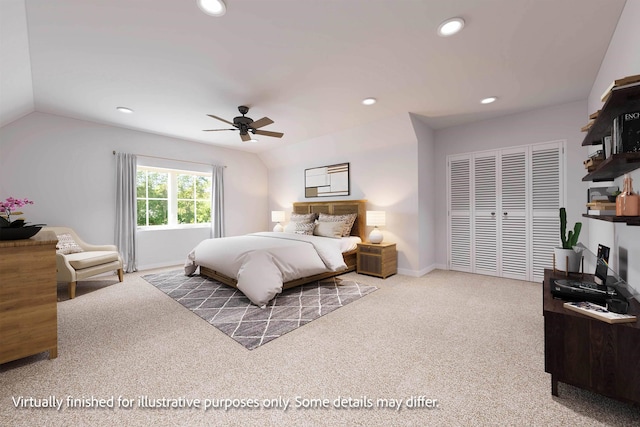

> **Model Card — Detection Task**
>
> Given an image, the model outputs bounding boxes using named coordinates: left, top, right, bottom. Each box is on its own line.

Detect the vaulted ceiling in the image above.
left=0, top=0, right=626, bottom=153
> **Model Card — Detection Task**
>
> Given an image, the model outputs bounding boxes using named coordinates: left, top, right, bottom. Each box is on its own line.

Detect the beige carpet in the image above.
left=1, top=268, right=639, bottom=426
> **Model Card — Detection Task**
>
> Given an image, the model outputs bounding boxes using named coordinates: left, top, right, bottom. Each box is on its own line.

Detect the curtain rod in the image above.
left=112, top=151, right=226, bottom=167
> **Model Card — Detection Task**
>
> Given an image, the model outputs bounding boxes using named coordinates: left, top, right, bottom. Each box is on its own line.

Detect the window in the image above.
left=137, top=166, right=212, bottom=228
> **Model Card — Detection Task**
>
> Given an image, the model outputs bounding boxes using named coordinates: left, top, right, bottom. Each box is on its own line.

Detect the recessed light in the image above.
left=481, top=96, right=498, bottom=104
left=197, top=0, right=226, bottom=17
left=437, top=17, right=465, bottom=37
left=362, top=98, right=377, bottom=106
left=249, top=138, right=258, bottom=142
left=116, top=106, right=134, bottom=114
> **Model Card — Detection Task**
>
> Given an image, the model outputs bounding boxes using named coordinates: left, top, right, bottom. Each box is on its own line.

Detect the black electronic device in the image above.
left=551, top=244, right=617, bottom=304
left=551, top=278, right=616, bottom=304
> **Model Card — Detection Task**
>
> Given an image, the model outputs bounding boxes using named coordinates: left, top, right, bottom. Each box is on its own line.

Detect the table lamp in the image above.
left=366, top=211, right=386, bottom=244
left=271, top=211, right=285, bottom=232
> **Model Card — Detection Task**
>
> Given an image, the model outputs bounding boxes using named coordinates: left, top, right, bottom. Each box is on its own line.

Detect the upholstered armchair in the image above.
left=43, top=226, right=124, bottom=299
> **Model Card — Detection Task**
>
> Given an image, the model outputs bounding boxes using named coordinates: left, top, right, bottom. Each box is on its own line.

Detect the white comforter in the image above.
left=184, top=232, right=348, bottom=307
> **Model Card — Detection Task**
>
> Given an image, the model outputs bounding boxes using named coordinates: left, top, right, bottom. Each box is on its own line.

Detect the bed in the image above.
left=184, top=200, right=367, bottom=307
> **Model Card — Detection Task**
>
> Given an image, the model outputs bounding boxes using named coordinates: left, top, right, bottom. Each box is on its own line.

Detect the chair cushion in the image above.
left=65, top=251, right=119, bottom=270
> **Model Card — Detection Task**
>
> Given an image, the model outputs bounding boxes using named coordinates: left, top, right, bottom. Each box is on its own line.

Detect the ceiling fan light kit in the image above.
left=204, top=106, right=284, bottom=142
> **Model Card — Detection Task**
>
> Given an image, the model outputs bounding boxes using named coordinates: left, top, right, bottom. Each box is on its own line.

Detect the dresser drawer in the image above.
left=359, top=245, right=383, bottom=255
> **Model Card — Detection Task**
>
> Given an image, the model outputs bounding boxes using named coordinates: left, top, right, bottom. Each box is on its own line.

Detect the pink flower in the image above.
left=0, top=197, right=34, bottom=225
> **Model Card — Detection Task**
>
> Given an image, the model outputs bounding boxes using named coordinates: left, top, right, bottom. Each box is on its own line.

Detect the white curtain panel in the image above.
left=115, top=152, right=138, bottom=272
left=211, top=165, right=225, bottom=238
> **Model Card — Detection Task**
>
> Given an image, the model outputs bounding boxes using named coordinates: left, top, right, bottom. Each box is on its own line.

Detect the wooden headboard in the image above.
left=292, top=199, right=367, bottom=241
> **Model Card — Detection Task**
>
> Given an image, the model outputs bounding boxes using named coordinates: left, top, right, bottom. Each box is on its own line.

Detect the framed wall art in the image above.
left=305, top=163, right=350, bottom=198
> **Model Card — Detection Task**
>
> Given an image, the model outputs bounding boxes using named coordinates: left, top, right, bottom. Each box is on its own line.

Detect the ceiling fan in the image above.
left=203, top=105, right=284, bottom=142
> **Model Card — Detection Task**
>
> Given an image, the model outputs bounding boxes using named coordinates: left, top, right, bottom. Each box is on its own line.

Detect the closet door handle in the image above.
left=503, top=212, right=508, bottom=216
left=491, top=212, right=495, bottom=216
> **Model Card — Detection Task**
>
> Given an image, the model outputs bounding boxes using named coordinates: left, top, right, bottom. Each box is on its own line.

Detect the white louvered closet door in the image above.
left=473, top=153, right=498, bottom=276
left=531, top=142, right=563, bottom=283
left=448, top=156, right=472, bottom=272
left=447, top=141, right=564, bottom=281
left=499, top=148, right=529, bottom=280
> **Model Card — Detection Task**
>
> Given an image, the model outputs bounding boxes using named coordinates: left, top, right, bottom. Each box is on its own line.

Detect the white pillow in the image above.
left=56, top=233, right=84, bottom=254
left=318, top=212, right=357, bottom=237
left=313, top=221, right=345, bottom=238
left=283, top=222, right=296, bottom=233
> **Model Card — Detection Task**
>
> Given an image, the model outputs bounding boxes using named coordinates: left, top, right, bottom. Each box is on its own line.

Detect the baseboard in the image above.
left=398, top=264, right=440, bottom=277
left=136, top=261, right=184, bottom=272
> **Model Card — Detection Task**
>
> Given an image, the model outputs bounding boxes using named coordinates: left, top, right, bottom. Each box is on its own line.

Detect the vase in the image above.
left=616, top=174, right=640, bottom=216
left=553, top=247, right=581, bottom=272
left=0, top=226, right=43, bottom=241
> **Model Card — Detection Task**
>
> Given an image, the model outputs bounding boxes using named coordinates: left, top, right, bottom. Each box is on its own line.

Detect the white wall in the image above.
left=411, top=114, right=437, bottom=273
left=0, top=0, right=34, bottom=128
left=433, top=100, right=589, bottom=268
left=587, top=0, right=640, bottom=290
left=260, top=112, right=428, bottom=275
left=0, top=112, right=268, bottom=270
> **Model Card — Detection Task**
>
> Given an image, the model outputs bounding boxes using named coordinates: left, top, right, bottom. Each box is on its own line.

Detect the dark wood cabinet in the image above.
left=543, top=269, right=640, bottom=405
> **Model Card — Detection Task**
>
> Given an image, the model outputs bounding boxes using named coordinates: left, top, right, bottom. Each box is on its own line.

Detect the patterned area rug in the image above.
left=142, top=270, right=377, bottom=350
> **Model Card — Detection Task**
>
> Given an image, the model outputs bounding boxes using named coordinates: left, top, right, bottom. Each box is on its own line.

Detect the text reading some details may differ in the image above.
left=12, top=395, right=439, bottom=411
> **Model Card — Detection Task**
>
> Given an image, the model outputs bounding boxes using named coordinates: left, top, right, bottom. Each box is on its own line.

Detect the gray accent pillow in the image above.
left=294, top=222, right=316, bottom=235
left=290, top=212, right=318, bottom=223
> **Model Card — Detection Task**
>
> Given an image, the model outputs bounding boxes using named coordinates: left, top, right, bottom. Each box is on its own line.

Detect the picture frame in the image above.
left=305, top=163, right=350, bottom=198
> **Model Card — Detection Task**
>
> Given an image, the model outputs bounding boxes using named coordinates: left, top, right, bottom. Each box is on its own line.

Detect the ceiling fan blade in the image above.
left=203, top=128, right=237, bottom=131
left=207, top=114, right=235, bottom=126
left=254, top=129, right=284, bottom=138
left=240, top=132, right=252, bottom=142
left=249, top=117, right=274, bottom=129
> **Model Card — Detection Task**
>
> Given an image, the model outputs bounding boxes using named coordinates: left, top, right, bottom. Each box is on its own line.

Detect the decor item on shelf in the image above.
left=271, top=211, right=285, bottom=232
left=608, top=190, right=621, bottom=202
left=0, top=197, right=45, bottom=240
left=553, top=207, right=582, bottom=272
left=366, top=211, right=386, bottom=244
left=616, top=174, right=640, bottom=216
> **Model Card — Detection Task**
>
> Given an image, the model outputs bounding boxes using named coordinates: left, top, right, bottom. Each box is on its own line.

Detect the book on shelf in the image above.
left=564, top=301, right=637, bottom=324
left=581, top=121, right=594, bottom=132
left=588, top=209, right=616, bottom=216
left=586, top=201, right=616, bottom=209
left=611, top=111, right=640, bottom=154
left=600, top=74, right=640, bottom=102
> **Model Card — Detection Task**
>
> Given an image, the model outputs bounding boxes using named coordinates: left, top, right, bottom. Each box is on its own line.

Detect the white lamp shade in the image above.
left=271, top=211, right=285, bottom=223
left=366, top=211, right=386, bottom=227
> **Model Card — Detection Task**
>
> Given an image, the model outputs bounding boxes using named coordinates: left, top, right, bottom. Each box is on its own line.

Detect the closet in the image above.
left=447, top=141, right=564, bottom=283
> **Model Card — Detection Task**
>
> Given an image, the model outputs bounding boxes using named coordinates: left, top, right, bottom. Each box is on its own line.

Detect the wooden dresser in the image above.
left=0, top=230, right=58, bottom=364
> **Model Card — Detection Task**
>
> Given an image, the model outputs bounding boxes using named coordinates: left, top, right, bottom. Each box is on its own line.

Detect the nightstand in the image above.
left=357, top=242, right=397, bottom=278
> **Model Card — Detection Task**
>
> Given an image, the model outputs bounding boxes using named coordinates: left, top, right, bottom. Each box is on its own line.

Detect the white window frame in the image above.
left=137, top=165, right=212, bottom=230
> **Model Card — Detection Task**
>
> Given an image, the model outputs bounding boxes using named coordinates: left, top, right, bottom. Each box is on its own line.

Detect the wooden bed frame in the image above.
left=200, top=199, right=367, bottom=290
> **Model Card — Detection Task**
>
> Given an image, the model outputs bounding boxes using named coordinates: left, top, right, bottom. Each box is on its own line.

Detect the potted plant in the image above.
left=553, top=207, right=582, bottom=272
left=0, top=197, right=44, bottom=240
